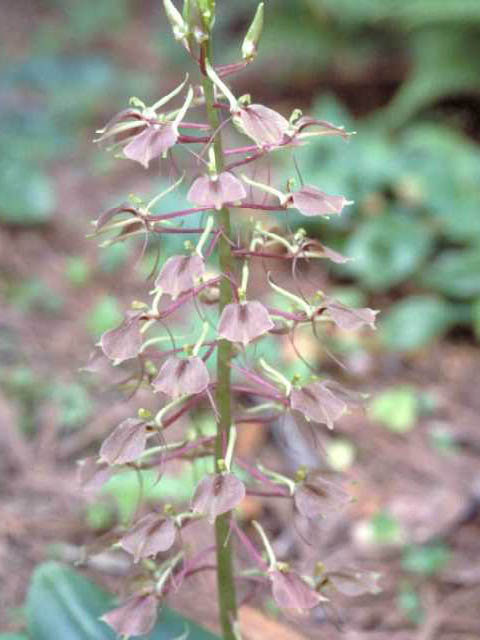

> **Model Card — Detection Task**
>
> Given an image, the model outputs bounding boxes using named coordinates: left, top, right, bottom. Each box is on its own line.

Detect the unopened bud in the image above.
left=131, top=300, right=148, bottom=310
left=294, top=465, right=307, bottom=483
left=242, top=2, right=264, bottom=62
left=164, top=503, right=175, bottom=516
left=163, top=0, right=189, bottom=42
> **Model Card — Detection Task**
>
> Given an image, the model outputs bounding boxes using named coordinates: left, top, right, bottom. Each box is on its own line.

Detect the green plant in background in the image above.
left=0, top=562, right=219, bottom=640
left=293, top=95, right=480, bottom=350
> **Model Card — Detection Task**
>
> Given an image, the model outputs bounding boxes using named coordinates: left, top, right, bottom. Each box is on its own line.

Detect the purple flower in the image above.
left=101, top=592, right=157, bottom=637
left=152, top=355, right=210, bottom=398
left=294, top=476, right=351, bottom=519
left=100, top=315, right=143, bottom=364
left=99, top=418, right=148, bottom=465
left=77, top=456, right=112, bottom=493
left=192, top=472, right=245, bottom=523
left=287, top=185, right=351, bottom=217
left=218, top=301, right=274, bottom=346
left=120, top=513, right=176, bottom=562
left=123, top=121, right=179, bottom=169
left=234, top=104, right=290, bottom=148
left=270, top=569, right=323, bottom=610
left=324, top=298, right=378, bottom=331
left=155, top=254, right=205, bottom=299
left=187, top=171, right=246, bottom=210
left=290, top=380, right=348, bottom=429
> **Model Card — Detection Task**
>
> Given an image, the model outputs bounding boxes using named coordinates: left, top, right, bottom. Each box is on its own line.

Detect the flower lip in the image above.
left=288, top=185, right=352, bottom=217
left=100, top=313, right=143, bottom=364
left=99, top=418, right=147, bottom=465
left=120, top=513, right=177, bottom=562
left=123, top=121, right=179, bottom=169
left=101, top=592, right=158, bottom=637
left=155, top=254, right=205, bottom=299
left=218, top=300, right=274, bottom=346
left=234, top=103, right=290, bottom=148
left=294, top=476, right=351, bottom=519
left=187, top=171, right=247, bottom=210
left=324, top=297, right=378, bottom=331
left=152, top=355, right=210, bottom=398
left=192, top=472, right=246, bottom=522
left=290, top=380, right=349, bottom=429
left=270, top=568, right=324, bottom=610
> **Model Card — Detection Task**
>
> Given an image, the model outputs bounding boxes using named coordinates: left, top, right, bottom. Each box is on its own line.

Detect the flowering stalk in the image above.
left=84, top=2, right=381, bottom=639
left=202, top=31, right=238, bottom=640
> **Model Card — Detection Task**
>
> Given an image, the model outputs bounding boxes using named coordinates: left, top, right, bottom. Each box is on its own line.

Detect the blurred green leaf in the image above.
left=380, top=296, right=455, bottom=351
left=51, top=383, right=92, bottom=431
left=26, top=562, right=219, bottom=639
left=6, top=279, right=64, bottom=313
left=369, top=386, right=419, bottom=433
left=429, top=425, right=458, bottom=454
left=397, top=582, right=423, bottom=625
left=344, top=215, right=432, bottom=291
left=86, top=296, right=122, bottom=338
left=0, top=635, right=29, bottom=639
left=85, top=502, right=115, bottom=531
left=98, top=244, right=129, bottom=274
left=0, top=163, right=55, bottom=226
left=370, top=511, right=404, bottom=545
left=384, top=29, right=480, bottom=126
left=66, top=258, right=91, bottom=287
left=472, top=298, right=480, bottom=340
left=402, top=544, right=450, bottom=576
left=421, top=250, right=480, bottom=299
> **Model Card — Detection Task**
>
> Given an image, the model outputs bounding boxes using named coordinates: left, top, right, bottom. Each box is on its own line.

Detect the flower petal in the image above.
left=192, top=473, right=245, bottom=522
left=77, top=456, right=112, bottom=493
left=218, top=301, right=274, bottom=346
left=187, top=171, right=246, bottom=210
left=120, top=513, right=176, bottom=562
left=235, top=104, right=289, bottom=148
left=102, top=593, right=157, bottom=637
left=290, top=381, right=348, bottom=428
left=291, top=185, right=350, bottom=217
left=99, top=418, right=147, bottom=465
left=152, top=356, right=210, bottom=398
left=100, top=316, right=142, bottom=364
left=325, top=298, right=378, bottom=331
left=270, top=570, right=322, bottom=610
left=294, top=477, right=351, bottom=519
left=155, top=255, right=205, bottom=299
left=123, top=123, right=178, bottom=168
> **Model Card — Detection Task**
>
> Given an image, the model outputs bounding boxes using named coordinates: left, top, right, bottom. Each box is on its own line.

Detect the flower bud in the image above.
left=163, top=0, right=189, bottom=43
left=242, top=2, right=264, bottom=62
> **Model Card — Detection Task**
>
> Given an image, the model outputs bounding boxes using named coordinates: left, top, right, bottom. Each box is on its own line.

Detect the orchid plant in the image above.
left=81, top=2, right=380, bottom=638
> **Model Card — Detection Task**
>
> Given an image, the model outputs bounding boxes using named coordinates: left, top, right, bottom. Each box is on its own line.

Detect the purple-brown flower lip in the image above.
left=218, top=300, right=274, bottom=346
left=192, top=472, right=246, bottom=522
left=187, top=171, right=247, bottom=210
left=152, top=355, right=210, bottom=398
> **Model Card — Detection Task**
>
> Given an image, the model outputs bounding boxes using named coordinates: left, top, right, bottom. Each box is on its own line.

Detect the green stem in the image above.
left=202, top=43, right=238, bottom=640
